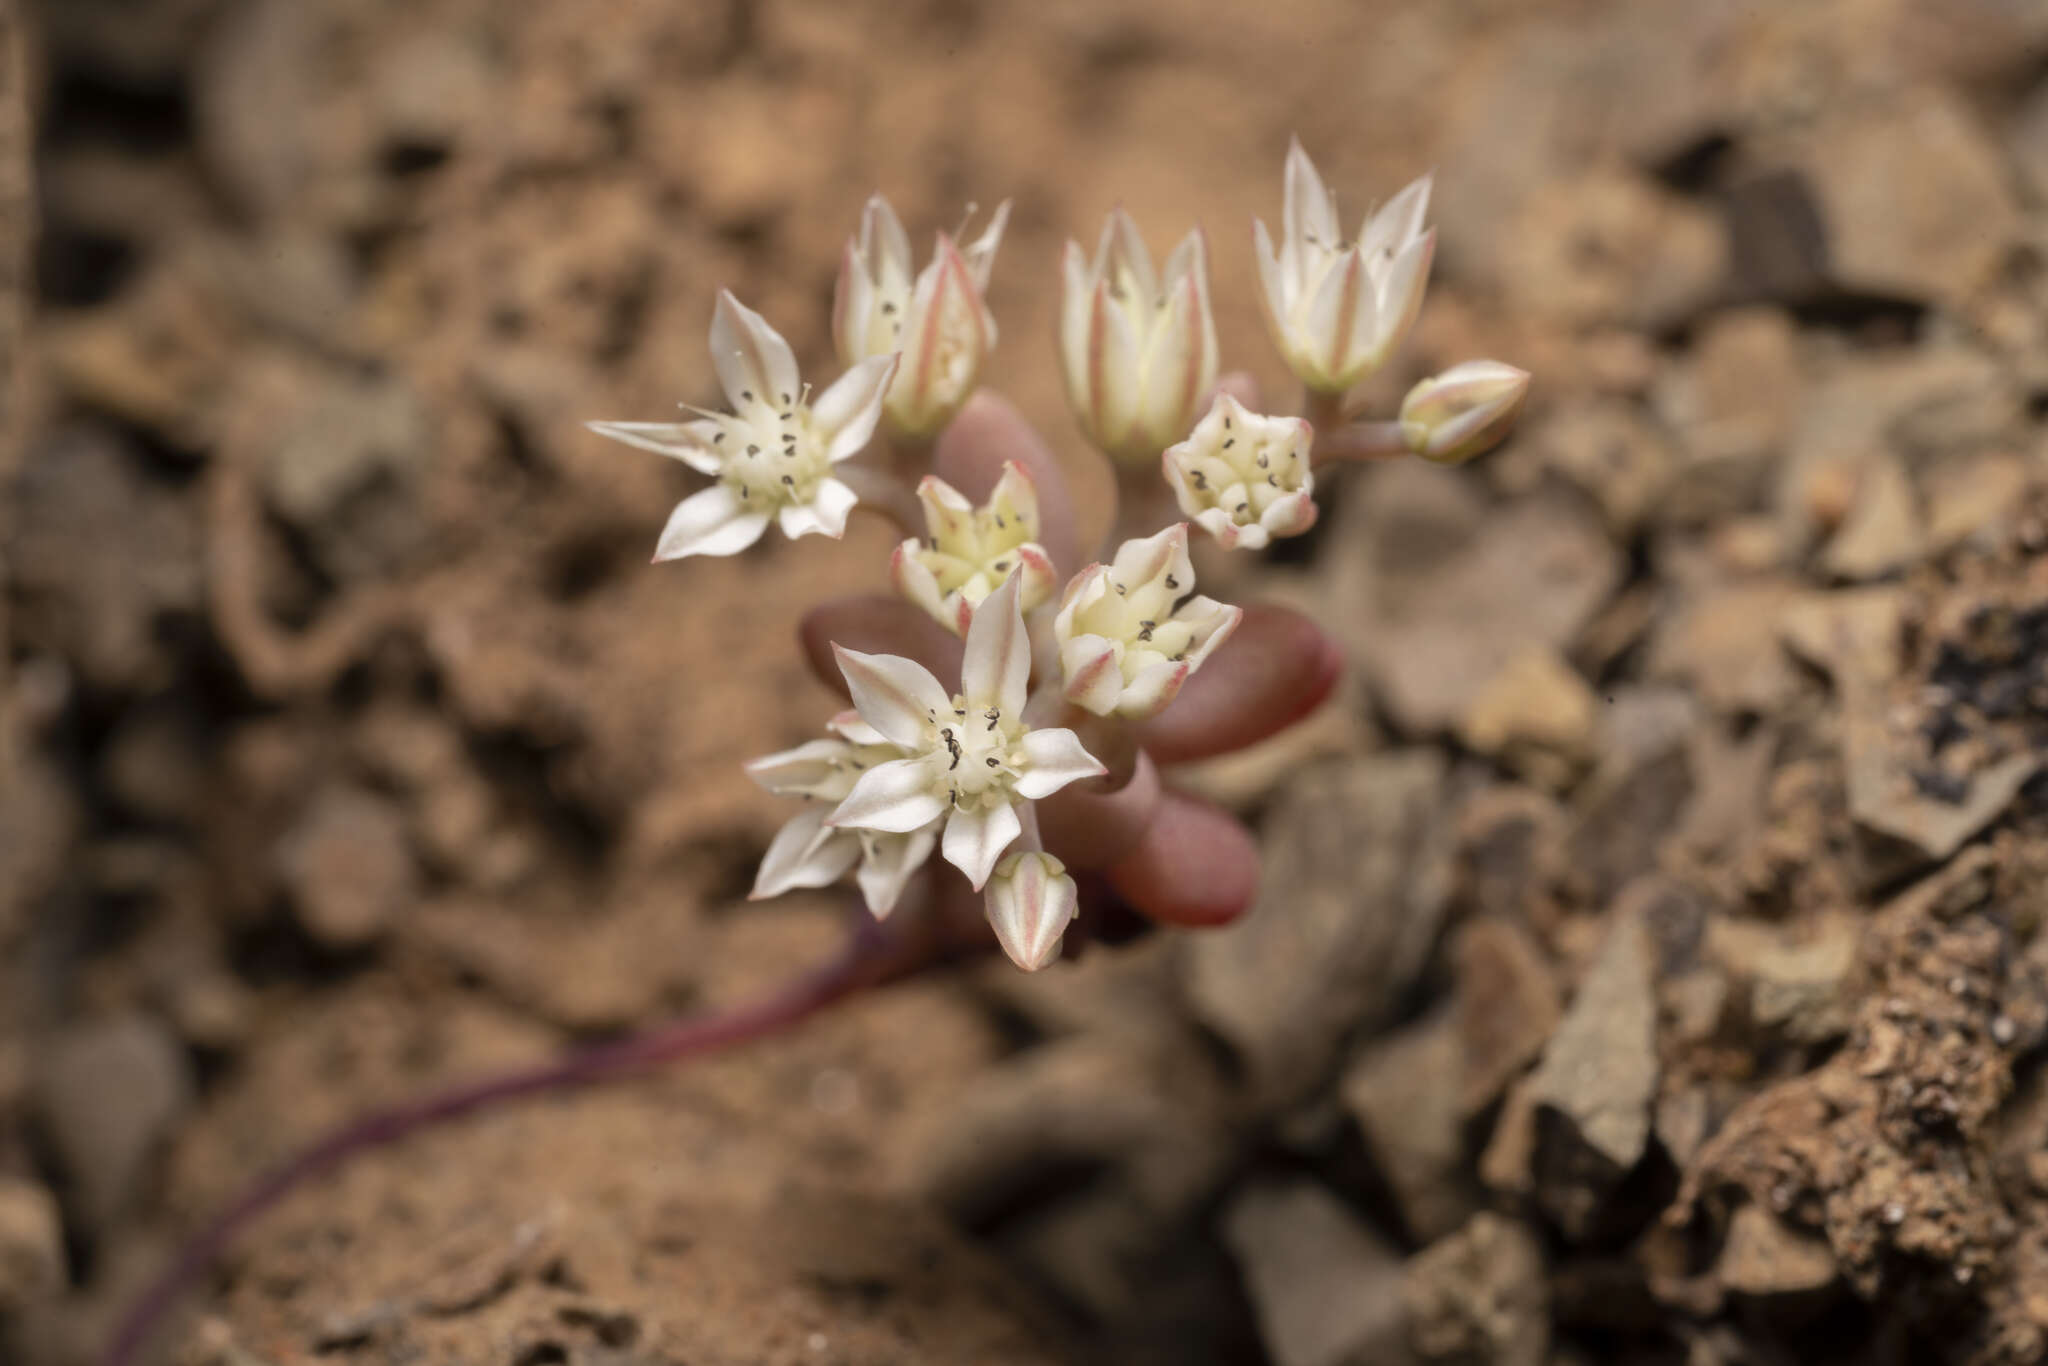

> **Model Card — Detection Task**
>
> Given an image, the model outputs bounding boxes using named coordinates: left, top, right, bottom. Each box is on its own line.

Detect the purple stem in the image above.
left=104, top=918, right=896, bottom=1366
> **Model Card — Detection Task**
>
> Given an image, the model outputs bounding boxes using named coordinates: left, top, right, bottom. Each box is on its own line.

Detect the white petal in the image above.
left=828, top=756, right=949, bottom=834
left=1138, top=269, right=1203, bottom=451
left=745, top=738, right=852, bottom=796
left=817, top=354, right=899, bottom=463
left=1252, top=218, right=1289, bottom=333
left=1369, top=229, right=1435, bottom=360
left=961, top=572, right=1029, bottom=717
left=1179, top=596, right=1243, bottom=669
left=654, top=485, right=772, bottom=561
left=1101, top=209, right=1158, bottom=309
left=1015, top=728, right=1107, bottom=799
left=961, top=199, right=1012, bottom=293
left=1108, top=522, right=1192, bottom=601
left=1088, top=278, right=1142, bottom=450
left=1260, top=490, right=1319, bottom=539
left=751, top=808, right=860, bottom=900
left=833, top=646, right=950, bottom=747
left=827, top=709, right=891, bottom=747
left=776, top=477, right=857, bottom=540
left=855, top=823, right=938, bottom=918
left=915, top=475, right=977, bottom=545
left=710, top=291, right=800, bottom=415
left=891, top=540, right=960, bottom=633
left=832, top=239, right=877, bottom=364
left=985, top=852, right=1078, bottom=971
left=1114, top=658, right=1191, bottom=719
left=1360, top=172, right=1432, bottom=264
left=860, top=194, right=914, bottom=290
left=1304, top=246, right=1366, bottom=388
left=585, top=420, right=723, bottom=475
left=1059, top=633, right=1125, bottom=716
left=942, top=802, right=1021, bottom=890
left=988, top=461, right=1040, bottom=542
left=1283, top=137, right=1338, bottom=269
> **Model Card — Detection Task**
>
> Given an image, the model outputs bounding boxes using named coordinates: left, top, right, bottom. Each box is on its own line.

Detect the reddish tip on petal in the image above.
left=1106, top=790, right=1259, bottom=926
left=1136, top=604, right=1342, bottom=765
left=800, top=595, right=964, bottom=699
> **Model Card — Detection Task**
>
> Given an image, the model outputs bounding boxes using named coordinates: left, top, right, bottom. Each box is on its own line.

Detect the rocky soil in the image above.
left=6, top=0, right=2048, bottom=1363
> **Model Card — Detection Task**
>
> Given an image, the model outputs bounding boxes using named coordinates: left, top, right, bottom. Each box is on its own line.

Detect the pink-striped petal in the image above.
left=1015, top=727, right=1106, bottom=799
left=828, top=757, right=948, bottom=834
left=941, top=801, right=1021, bottom=890
left=654, top=485, right=772, bottom=561
left=833, top=646, right=950, bottom=747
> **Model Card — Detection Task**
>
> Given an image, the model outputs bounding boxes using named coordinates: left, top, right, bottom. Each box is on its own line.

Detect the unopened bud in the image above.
left=985, top=851, right=1078, bottom=971
left=1398, top=360, right=1529, bottom=464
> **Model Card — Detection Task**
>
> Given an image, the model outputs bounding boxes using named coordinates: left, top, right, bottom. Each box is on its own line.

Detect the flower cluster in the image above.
left=588, top=143, right=1529, bottom=968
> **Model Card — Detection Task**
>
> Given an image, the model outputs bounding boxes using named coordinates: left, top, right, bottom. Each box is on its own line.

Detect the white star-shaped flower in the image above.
left=589, top=291, right=898, bottom=560
left=826, top=574, right=1106, bottom=890
left=745, top=710, right=939, bottom=918
left=890, top=462, right=1057, bottom=636
left=1163, top=394, right=1317, bottom=551
left=1254, top=138, right=1434, bottom=395
left=1055, top=523, right=1241, bottom=719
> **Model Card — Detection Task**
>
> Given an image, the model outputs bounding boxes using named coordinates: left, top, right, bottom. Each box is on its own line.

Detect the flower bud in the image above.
left=1058, top=211, right=1218, bottom=467
left=1055, top=523, right=1241, bottom=719
left=834, top=195, right=1011, bottom=438
left=1398, top=360, right=1530, bottom=465
left=984, top=850, right=1078, bottom=971
left=1254, top=138, right=1434, bottom=395
left=890, top=462, right=1057, bottom=635
left=1163, top=394, right=1317, bottom=551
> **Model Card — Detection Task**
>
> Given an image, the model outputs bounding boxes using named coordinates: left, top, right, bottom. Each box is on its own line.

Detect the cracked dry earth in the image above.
left=8, top=0, right=2048, bottom=1364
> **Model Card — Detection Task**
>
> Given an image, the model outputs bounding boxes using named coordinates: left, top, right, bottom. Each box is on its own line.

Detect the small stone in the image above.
left=257, top=367, right=430, bottom=583
left=1647, top=580, right=1801, bottom=716
left=1334, top=484, right=1623, bottom=737
left=1458, top=645, right=1598, bottom=789
left=1526, top=888, right=1659, bottom=1237
left=1341, top=1009, right=1474, bottom=1243
left=1189, top=753, right=1453, bottom=1101
left=1716, top=1203, right=1838, bottom=1298
left=1820, top=453, right=1925, bottom=582
left=1404, top=1212, right=1548, bottom=1366
left=1517, top=399, right=1677, bottom=537
left=1497, top=171, right=1727, bottom=333
left=1224, top=1179, right=1416, bottom=1366
left=1452, top=917, right=1562, bottom=1116
left=275, top=782, right=418, bottom=949
left=1776, top=587, right=1905, bottom=687
left=1844, top=683, right=2040, bottom=867
left=0, top=1178, right=65, bottom=1310
left=1924, top=452, right=2033, bottom=555
left=1795, top=90, right=2021, bottom=309
left=33, top=1013, right=193, bottom=1232
left=1711, top=911, right=1862, bottom=1045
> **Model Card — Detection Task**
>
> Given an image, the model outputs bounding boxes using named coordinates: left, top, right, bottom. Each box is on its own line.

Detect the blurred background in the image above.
left=5, top=0, right=2048, bottom=1362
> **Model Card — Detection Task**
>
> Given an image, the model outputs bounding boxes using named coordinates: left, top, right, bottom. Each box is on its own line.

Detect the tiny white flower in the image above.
left=1255, top=138, right=1435, bottom=395
left=588, top=291, right=898, bottom=561
left=746, top=710, right=938, bottom=918
left=890, top=462, right=1057, bottom=635
left=1399, top=360, right=1531, bottom=465
left=984, top=850, right=1079, bottom=972
left=1058, top=210, right=1218, bottom=466
left=834, top=195, right=1012, bottom=438
left=827, top=574, right=1106, bottom=891
left=1163, top=394, right=1317, bottom=551
left=1055, top=523, right=1241, bottom=719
